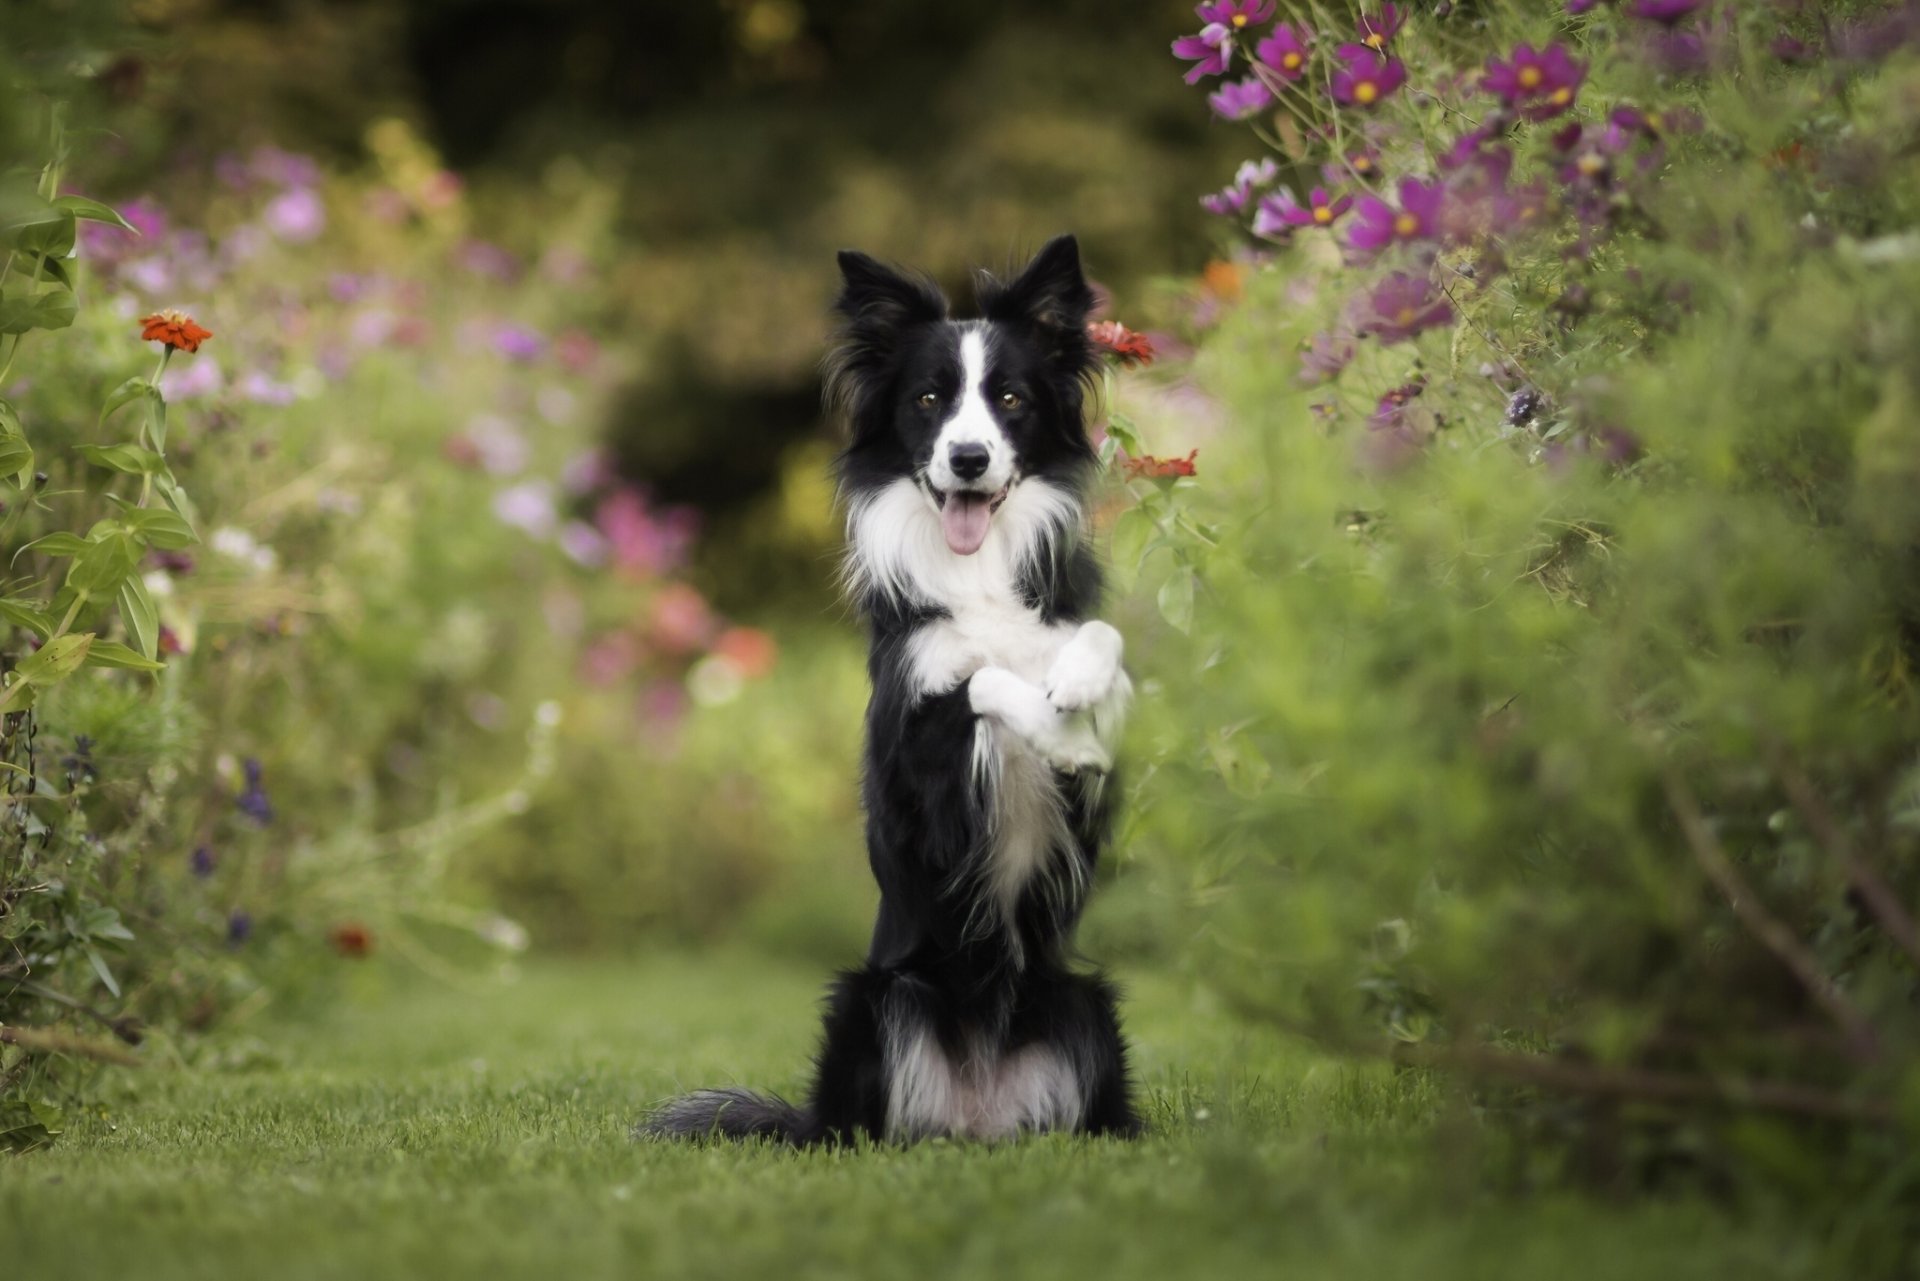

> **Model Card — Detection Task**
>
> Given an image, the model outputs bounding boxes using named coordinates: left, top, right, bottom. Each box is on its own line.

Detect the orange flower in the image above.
left=1202, top=259, right=1243, bottom=303
left=1087, top=321, right=1155, bottom=367
left=139, top=309, right=214, bottom=353
left=712, top=626, right=778, bottom=680
left=1122, top=450, right=1199, bottom=481
left=328, top=922, right=373, bottom=958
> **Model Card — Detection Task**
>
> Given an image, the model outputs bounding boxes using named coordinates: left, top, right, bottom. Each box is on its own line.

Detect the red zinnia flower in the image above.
left=1087, top=321, right=1156, bottom=367
left=1122, top=450, right=1199, bottom=480
left=139, top=309, right=214, bottom=353
left=328, top=922, right=374, bottom=958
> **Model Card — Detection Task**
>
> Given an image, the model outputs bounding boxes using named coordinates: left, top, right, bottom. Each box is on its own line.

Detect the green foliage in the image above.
left=1112, top=0, right=1920, bottom=1245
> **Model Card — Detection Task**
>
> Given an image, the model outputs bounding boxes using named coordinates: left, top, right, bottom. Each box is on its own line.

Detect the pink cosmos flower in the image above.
left=1358, top=272, right=1454, bottom=343
left=1253, top=187, right=1353, bottom=238
left=1355, top=4, right=1405, bottom=51
left=1197, top=0, right=1274, bottom=31
left=1254, top=23, right=1313, bottom=81
left=1209, top=76, right=1274, bottom=120
left=1346, top=177, right=1448, bottom=257
left=1173, top=23, right=1235, bottom=83
left=1330, top=47, right=1407, bottom=108
left=1482, top=42, right=1586, bottom=120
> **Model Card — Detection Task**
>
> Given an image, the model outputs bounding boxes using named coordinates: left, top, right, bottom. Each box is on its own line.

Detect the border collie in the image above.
left=644, top=235, right=1139, bottom=1144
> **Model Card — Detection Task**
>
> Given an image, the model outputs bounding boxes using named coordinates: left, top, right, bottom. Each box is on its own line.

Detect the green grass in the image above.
left=2, top=950, right=1830, bottom=1280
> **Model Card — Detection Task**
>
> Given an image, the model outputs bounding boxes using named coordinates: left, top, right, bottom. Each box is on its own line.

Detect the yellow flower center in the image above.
left=1578, top=153, right=1606, bottom=176
left=1354, top=156, right=1374, bottom=172
left=1355, top=80, right=1378, bottom=104
left=1646, top=111, right=1665, bottom=131
left=1393, top=213, right=1419, bottom=236
left=1395, top=306, right=1417, bottom=325
left=1233, top=12, right=1249, bottom=25
left=1364, top=32, right=1386, bottom=50
left=1283, top=52, right=1302, bottom=70
left=1313, top=206, right=1333, bottom=224
left=1518, top=66, right=1542, bottom=89
left=1550, top=86, right=1572, bottom=104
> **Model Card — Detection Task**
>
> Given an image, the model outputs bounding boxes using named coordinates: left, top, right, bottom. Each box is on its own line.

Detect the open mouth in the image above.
left=931, top=483, right=1010, bottom=557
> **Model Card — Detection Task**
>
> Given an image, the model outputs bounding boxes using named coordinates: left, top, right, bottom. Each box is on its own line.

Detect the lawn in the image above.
left=1, top=949, right=1833, bottom=1280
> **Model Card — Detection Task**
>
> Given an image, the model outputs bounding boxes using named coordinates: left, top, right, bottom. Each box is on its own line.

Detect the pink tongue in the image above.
left=941, top=493, right=993, bottom=555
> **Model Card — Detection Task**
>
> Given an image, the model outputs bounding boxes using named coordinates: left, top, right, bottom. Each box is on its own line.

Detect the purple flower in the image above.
left=1255, top=186, right=1353, bottom=237
left=1254, top=23, right=1313, bottom=80
left=1209, top=76, right=1274, bottom=120
left=1482, top=42, right=1585, bottom=120
left=1370, top=378, right=1427, bottom=428
left=263, top=187, right=326, bottom=243
left=1197, top=0, right=1274, bottom=31
left=1331, top=47, right=1407, bottom=108
left=191, top=845, right=217, bottom=879
left=250, top=146, right=321, bottom=189
left=1630, top=0, right=1703, bottom=25
left=1324, top=145, right=1384, bottom=185
left=238, top=371, right=298, bottom=406
left=1346, top=177, right=1447, bottom=256
left=237, top=758, right=274, bottom=826
left=1355, top=4, right=1405, bottom=51
left=493, top=481, right=559, bottom=539
left=227, top=910, right=253, bottom=946
left=491, top=323, right=545, bottom=362
left=1296, top=330, right=1356, bottom=386
left=456, top=239, right=522, bottom=282
left=1201, top=157, right=1278, bottom=216
left=1358, top=272, right=1454, bottom=343
left=1173, top=23, right=1235, bottom=83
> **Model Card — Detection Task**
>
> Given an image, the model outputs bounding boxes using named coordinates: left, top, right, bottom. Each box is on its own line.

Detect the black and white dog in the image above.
left=646, top=235, right=1138, bottom=1144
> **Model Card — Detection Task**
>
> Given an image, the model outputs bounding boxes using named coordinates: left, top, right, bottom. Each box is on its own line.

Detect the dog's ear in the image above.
left=978, top=234, right=1096, bottom=349
left=834, top=250, right=948, bottom=334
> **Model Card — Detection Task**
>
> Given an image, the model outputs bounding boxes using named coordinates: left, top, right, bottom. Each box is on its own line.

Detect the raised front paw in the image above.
left=1043, top=716, right=1113, bottom=776
left=1046, top=621, right=1124, bottom=714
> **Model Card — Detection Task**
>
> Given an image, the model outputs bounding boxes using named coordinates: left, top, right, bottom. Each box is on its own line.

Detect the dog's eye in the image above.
left=999, top=391, right=1022, bottom=410
left=916, top=392, right=938, bottom=409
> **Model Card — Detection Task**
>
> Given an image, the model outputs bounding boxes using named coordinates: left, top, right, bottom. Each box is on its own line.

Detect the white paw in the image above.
left=1045, top=621, right=1124, bottom=714
left=1041, top=715, right=1112, bottom=775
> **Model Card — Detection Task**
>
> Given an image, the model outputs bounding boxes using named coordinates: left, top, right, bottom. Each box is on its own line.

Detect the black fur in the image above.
left=643, top=235, right=1139, bottom=1145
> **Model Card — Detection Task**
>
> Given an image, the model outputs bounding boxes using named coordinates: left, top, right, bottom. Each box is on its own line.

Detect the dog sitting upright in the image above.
left=646, top=235, right=1139, bottom=1143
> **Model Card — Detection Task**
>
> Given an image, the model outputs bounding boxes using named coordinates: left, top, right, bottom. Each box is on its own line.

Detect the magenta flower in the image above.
left=1173, top=23, right=1235, bottom=83
left=1255, top=187, right=1354, bottom=236
left=1346, top=177, right=1447, bottom=256
left=1209, top=76, right=1274, bottom=120
left=1202, top=157, right=1278, bottom=216
left=1359, top=272, right=1454, bottom=343
left=1198, top=0, right=1274, bottom=31
left=263, top=187, right=326, bottom=243
left=1254, top=23, right=1313, bottom=80
left=1631, top=0, right=1703, bottom=25
left=1296, top=330, right=1356, bottom=386
left=1323, top=145, right=1384, bottom=185
left=1331, top=47, right=1407, bottom=108
left=1482, top=42, right=1585, bottom=120
left=1355, top=4, right=1405, bottom=51
left=491, top=323, right=545, bottom=362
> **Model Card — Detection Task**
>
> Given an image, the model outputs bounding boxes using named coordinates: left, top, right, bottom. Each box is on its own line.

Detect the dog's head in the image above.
left=828, top=235, right=1099, bottom=557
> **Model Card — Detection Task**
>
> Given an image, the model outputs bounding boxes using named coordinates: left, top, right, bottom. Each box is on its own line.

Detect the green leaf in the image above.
left=0, top=436, right=31, bottom=487
left=15, top=632, right=92, bottom=686
left=155, top=474, right=200, bottom=527
left=1105, top=412, right=1144, bottom=457
left=84, top=639, right=164, bottom=672
left=99, top=375, right=157, bottom=428
left=0, top=598, right=53, bottom=638
left=123, top=505, right=196, bottom=550
left=116, top=574, right=159, bottom=660
left=64, top=531, right=139, bottom=596
left=34, top=253, right=72, bottom=289
left=77, top=443, right=165, bottom=475
left=1, top=200, right=71, bottom=256
left=85, top=945, right=121, bottom=998
left=1157, top=566, right=1197, bottom=635
left=53, top=194, right=138, bottom=233
left=25, top=531, right=89, bottom=558
left=0, top=285, right=77, bottom=335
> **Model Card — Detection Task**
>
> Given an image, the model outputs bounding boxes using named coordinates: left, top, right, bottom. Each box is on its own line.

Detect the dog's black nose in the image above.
left=949, top=442, right=990, bottom=482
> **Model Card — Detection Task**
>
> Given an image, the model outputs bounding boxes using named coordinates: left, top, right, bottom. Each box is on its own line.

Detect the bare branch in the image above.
left=1768, top=748, right=1920, bottom=968
left=1664, top=772, right=1881, bottom=1061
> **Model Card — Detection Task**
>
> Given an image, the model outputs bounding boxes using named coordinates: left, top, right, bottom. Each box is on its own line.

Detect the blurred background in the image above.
left=0, top=0, right=1238, bottom=1001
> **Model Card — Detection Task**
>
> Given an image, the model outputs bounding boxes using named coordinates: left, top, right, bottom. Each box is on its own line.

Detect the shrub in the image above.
left=1115, top=0, right=1920, bottom=1248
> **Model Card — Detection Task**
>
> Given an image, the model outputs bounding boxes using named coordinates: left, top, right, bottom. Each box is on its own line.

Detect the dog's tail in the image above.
left=639, top=1088, right=811, bottom=1143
